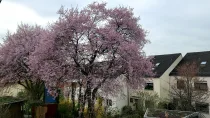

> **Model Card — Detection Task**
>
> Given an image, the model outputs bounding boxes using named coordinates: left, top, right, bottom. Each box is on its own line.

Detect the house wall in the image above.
left=153, top=78, right=160, bottom=96
left=0, top=84, right=24, bottom=97
left=159, top=55, right=182, bottom=99
left=105, top=84, right=128, bottom=112
left=169, top=76, right=210, bottom=117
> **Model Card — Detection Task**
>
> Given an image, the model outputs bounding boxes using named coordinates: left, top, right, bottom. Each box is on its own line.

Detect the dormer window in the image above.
left=200, top=61, right=207, bottom=66
left=155, top=63, right=160, bottom=67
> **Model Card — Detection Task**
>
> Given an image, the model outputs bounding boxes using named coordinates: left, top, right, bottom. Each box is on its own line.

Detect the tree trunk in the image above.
left=78, top=82, right=84, bottom=118
left=86, top=81, right=96, bottom=118
left=18, top=79, right=44, bottom=101
left=80, top=90, right=87, bottom=118
left=71, top=82, right=76, bottom=117
left=88, top=96, right=95, bottom=118
left=78, top=82, right=82, bottom=107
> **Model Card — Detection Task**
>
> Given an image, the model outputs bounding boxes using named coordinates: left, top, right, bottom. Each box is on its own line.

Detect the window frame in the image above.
left=155, top=63, right=160, bottom=67
left=177, top=80, right=185, bottom=89
left=201, top=61, right=207, bottom=65
left=194, top=82, right=208, bottom=91
left=130, top=98, right=134, bottom=103
left=145, top=82, right=154, bottom=90
left=106, top=99, right=112, bottom=106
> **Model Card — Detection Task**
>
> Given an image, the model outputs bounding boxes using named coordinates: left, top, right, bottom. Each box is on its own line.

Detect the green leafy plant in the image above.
left=121, top=106, right=139, bottom=118
left=58, top=100, right=73, bottom=118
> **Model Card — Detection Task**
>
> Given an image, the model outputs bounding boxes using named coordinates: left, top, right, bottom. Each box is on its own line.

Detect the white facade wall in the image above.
left=105, top=84, right=128, bottom=112
left=159, top=55, right=182, bottom=99
left=153, top=78, right=160, bottom=96
left=0, top=84, right=24, bottom=97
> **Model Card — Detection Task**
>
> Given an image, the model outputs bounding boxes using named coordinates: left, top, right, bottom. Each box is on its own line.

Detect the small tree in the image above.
left=136, top=91, right=160, bottom=118
left=170, top=62, right=210, bottom=112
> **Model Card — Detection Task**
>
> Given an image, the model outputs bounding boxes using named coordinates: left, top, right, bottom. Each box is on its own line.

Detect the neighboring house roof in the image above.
left=151, top=53, right=182, bottom=78
left=170, top=51, right=210, bottom=77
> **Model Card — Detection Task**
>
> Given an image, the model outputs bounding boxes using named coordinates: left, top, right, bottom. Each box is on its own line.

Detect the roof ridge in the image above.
left=150, top=53, right=181, bottom=57
left=186, top=51, right=210, bottom=54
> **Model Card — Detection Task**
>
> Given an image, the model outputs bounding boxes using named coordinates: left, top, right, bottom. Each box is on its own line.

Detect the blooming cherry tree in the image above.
left=29, top=2, right=153, bottom=118
left=0, top=24, right=45, bottom=100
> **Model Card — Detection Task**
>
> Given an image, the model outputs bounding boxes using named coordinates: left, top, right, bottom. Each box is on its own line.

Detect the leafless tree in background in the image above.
left=170, top=62, right=210, bottom=113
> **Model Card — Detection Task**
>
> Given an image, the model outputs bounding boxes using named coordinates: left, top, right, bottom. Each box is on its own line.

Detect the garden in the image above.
left=0, top=1, right=206, bottom=118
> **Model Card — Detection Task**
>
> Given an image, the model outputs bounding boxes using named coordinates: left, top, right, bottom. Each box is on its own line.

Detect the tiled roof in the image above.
left=170, top=51, right=210, bottom=76
left=151, top=53, right=181, bottom=78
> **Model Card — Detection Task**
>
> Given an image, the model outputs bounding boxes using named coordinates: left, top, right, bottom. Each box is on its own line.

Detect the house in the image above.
left=0, top=83, right=24, bottom=97
left=72, top=53, right=183, bottom=111
left=129, top=53, right=182, bottom=106
left=63, top=53, right=183, bottom=111
left=169, top=51, right=210, bottom=117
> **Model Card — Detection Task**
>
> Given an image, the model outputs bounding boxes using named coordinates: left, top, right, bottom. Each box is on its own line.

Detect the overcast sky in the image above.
left=0, top=0, right=210, bottom=56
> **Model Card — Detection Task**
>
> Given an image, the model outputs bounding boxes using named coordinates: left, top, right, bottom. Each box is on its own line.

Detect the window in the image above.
left=201, top=61, right=207, bottom=65
left=106, top=99, right=112, bottom=106
left=130, top=97, right=139, bottom=104
left=155, top=63, right=160, bottom=67
left=200, top=61, right=207, bottom=67
left=177, top=80, right=185, bottom=89
left=196, top=103, right=209, bottom=114
left=194, top=82, right=208, bottom=91
left=145, top=83, right=153, bottom=90
left=130, top=98, right=134, bottom=103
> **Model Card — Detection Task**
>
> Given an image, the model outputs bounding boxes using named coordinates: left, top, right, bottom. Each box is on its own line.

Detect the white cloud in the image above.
left=0, top=1, right=56, bottom=39
left=1, top=0, right=210, bottom=55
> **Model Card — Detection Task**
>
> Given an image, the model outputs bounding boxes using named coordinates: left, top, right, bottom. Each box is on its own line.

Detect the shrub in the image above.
left=95, top=97, right=105, bottom=118
left=121, top=106, right=133, bottom=116
left=17, top=91, right=28, bottom=99
left=0, top=105, right=10, bottom=118
left=58, top=100, right=73, bottom=118
left=105, top=107, right=120, bottom=118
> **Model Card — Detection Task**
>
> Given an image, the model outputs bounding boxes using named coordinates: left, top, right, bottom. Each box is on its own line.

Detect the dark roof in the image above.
left=151, top=53, right=181, bottom=78
left=170, top=51, right=210, bottom=76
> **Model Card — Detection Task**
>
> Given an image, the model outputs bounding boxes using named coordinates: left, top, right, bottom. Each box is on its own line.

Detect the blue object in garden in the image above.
left=44, top=87, right=58, bottom=103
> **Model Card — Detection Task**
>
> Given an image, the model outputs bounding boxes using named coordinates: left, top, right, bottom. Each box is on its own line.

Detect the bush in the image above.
left=58, top=100, right=73, bottom=118
left=121, top=106, right=133, bottom=115
left=158, top=101, right=168, bottom=109
left=120, top=106, right=140, bottom=118
left=95, top=97, right=105, bottom=118
left=105, top=107, right=120, bottom=118
left=0, top=105, right=10, bottom=118
left=17, top=91, right=28, bottom=99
